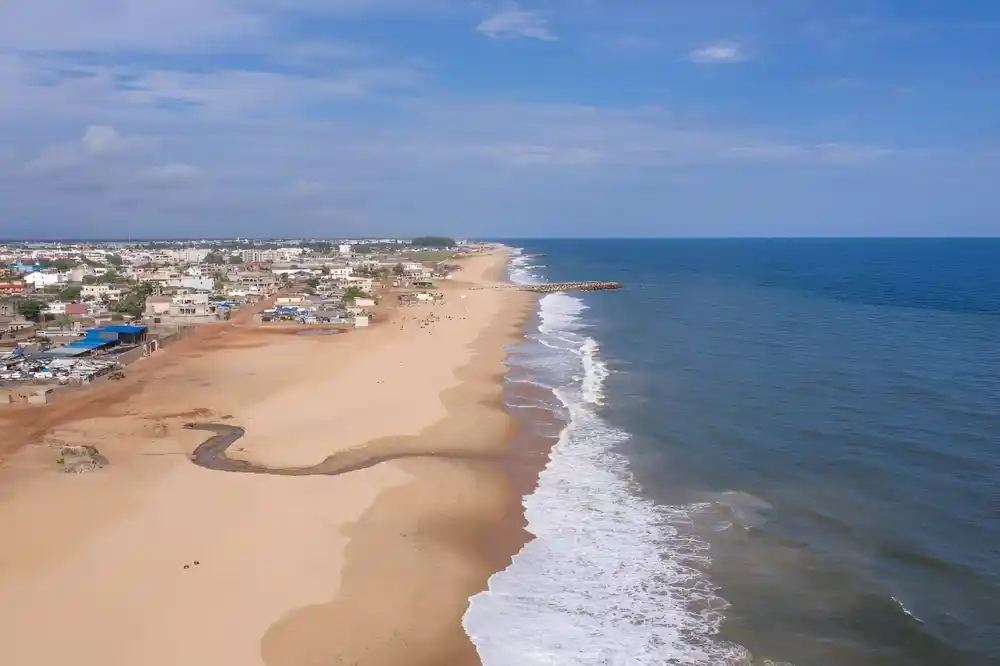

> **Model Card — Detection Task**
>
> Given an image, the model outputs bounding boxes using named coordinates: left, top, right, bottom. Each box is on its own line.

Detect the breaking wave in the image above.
left=463, top=250, right=750, bottom=665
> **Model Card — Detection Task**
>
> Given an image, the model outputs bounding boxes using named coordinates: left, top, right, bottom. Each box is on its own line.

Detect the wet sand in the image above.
left=0, top=249, right=540, bottom=666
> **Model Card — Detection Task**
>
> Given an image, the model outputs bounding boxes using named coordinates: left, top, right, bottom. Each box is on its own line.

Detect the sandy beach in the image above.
left=0, top=250, right=536, bottom=666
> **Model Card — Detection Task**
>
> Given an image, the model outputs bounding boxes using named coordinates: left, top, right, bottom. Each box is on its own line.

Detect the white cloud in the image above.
left=477, top=7, right=557, bottom=41
left=0, top=54, right=424, bottom=124
left=23, top=125, right=148, bottom=174
left=688, top=41, right=748, bottom=63
left=117, top=66, right=422, bottom=116
left=81, top=126, right=125, bottom=155
left=142, top=163, right=202, bottom=183
left=0, top=0, right=953, bottom=238
left=0, top=0, right=262, bottom=52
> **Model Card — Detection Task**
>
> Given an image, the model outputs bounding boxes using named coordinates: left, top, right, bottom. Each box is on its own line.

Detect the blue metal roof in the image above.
left=94, top=325, right=147, bottom=334
left=41, top=347, right=91, bottom=357
left=66, top=338, right=116, bottom=350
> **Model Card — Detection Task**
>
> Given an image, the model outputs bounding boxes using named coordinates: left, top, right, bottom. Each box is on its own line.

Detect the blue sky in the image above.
left=0, top=0, right=998, bottom=238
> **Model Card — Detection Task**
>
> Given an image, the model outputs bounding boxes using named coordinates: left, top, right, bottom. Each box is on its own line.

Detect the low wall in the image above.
left=113, top=345, right=145, bottom=366
left=152, top=325, right=194, bottom=350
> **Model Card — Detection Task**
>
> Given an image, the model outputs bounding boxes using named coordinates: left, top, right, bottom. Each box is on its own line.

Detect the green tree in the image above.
left=58, top=285, right=82, bottom=302
left=228, top=255, right=244, bottom=264
left=204, top=252, right=225, bottom=265
left=108, top=254, right=124, bottom=267
left=343, top=286, right=366, bottom=302
left=17, top=298, right=46, bottom=322
left=40, top=258, right=78, bottom=271
left=304, top=277, right=320, bottom=290
left=213, top=276, right=227, bottom=292
left=392, top=263, right=405, bottom=276
left=411, top=236, right=456, bottom=248
left=304, top=242, right=332, bottom=254
left=112, top=282, right=155, bottom=319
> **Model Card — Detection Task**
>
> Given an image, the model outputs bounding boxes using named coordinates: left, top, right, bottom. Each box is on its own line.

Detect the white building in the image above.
left=169, top=248, right=212, bottom=264
left=276, top=247, right=306, bottom=262
left=346, top=276, right=374, bottom=292
left=148, top=293, right=225, bottom=324
left=180, top=276, right=215, bottom=292
left=44, top=301, right=69, bottom=315
left=81, top=284, right=124, bottom=301
left=272, top=267, right=321, bottom=277
left=338, top=244, right=352, bottom=256
left=238, top=248, right=274, bottom=263
left=326, top=265, right=352, bottom=280
left=24, top=271, right=67, bottom=288
left=236, top=272, right=278, bottom=295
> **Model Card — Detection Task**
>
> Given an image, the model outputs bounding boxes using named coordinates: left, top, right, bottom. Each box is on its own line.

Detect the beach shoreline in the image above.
left=0, top=247, right=546, bottom=666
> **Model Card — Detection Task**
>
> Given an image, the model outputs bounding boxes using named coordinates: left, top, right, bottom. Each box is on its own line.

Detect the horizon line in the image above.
left=1, top=235, right=999, bottom=243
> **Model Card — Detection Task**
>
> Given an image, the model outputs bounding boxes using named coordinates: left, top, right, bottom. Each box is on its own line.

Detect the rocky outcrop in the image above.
left=473, top=281, right=622, bottom=293
left=58, top=445, right=108, bottom=474
left=520, top=281, right=621, bottom=293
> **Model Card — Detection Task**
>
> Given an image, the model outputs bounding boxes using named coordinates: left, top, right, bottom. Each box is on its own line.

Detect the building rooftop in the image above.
left=99, top=325, right=147, bottom=334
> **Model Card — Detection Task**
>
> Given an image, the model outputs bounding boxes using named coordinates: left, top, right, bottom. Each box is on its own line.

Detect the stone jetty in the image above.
left=474, top=281, right=622, bottom=293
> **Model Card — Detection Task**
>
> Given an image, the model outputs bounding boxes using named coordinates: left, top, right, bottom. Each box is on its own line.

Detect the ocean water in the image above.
left=464, top=239, right=1000, bottom=666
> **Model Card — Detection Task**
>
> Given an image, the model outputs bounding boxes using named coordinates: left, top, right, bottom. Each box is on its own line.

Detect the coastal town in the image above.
left=0, top=233, right=624, bottom=666
left=0, top=237, right=470, bottom=402
left=0, top=237, right=549, bottom=666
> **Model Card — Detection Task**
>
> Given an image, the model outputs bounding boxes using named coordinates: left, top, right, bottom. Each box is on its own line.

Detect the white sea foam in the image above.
left=463, top=262, right=751, bottom=666
left=508, top=248, right=542, bottom=286
left=577, top=337, right=610, bottom=405
left=891, top=596, right=924, bottom=624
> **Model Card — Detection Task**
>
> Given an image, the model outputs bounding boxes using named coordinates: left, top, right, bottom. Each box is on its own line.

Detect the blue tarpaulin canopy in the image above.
left=66, top=338, right=116, bottom=350
left=97, top=325, right=147, bottom=334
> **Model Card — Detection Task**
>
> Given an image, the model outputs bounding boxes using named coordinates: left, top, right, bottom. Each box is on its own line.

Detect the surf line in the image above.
left=184, top=423, right=496, bottom=476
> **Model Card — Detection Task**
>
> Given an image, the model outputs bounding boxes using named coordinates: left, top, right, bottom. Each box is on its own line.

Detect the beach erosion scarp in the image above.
left=0, top=248, right=537, bottom=666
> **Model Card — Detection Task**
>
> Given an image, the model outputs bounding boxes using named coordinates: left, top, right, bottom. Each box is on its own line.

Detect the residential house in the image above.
left=315, top=282, right=344, bottom=298
left=44, top=302, right=87, bottom=317
left=0, top=280, right=27, bottom=296
left=148, top=293, right=225, bottom=325
left=81, top=284, right=124, bottom=301
left=403, top=262, right=432, bottom=279
left=24, top=271, right=69, bottom=289
left=67, top=265, right=91, bottom=282
left=180, top=276, right=214, bottom=292
left=346, top=276, right=374, bottom=293
left=325, top=264, right=352, bottom=280
left=144, top=295, right=173, bottom=317
left=236, top=271, right=278, bottom=295
left=10, top=259, right=41, bottom=273
left=168, top=248, right=212, bottom=263
left=237, top=248, right=275, bottom=263
left=235, top=247, right=302, bottom=263
left=131, top=268, right=184, bottom=287
left=0, top=298, right=21, bottom=319
left=271, top=266, right=322, bottom=278
left=275, top=247, right=306, bottom=262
